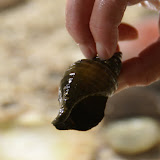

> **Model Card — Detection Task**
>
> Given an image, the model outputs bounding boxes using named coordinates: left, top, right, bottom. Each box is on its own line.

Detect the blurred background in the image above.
left=0, top=0, right=159, bottom=160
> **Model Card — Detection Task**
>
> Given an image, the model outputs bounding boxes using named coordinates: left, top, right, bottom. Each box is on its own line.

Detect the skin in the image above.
left=66, top=0, right=160, bottom=91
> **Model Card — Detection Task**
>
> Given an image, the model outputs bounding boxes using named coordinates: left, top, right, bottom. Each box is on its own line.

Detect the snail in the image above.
left=52, top=52, right=122, bottom=131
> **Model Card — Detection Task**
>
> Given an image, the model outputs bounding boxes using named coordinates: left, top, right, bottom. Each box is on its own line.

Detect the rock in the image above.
left=102, top=117, right=160, bottom=155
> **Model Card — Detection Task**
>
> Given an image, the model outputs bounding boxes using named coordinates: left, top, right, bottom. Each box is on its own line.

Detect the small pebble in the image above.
left=102, top=117, right=160, bottom=155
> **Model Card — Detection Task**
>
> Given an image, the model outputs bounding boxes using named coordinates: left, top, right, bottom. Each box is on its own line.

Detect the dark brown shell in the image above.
left=52, top=52, right=122, bottom=131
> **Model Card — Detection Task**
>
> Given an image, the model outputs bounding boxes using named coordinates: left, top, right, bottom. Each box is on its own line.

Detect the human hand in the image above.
left=118, top=38, right=160, bottom=92
left=65, top=0, right=145, bottom=59
left=117, top=17, right=160, bottom=92
left=66, top=0, right=160, bottom=91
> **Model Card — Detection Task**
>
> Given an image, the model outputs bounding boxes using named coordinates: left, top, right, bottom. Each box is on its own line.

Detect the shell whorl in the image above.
left=52, top=52, right=122, bottom=131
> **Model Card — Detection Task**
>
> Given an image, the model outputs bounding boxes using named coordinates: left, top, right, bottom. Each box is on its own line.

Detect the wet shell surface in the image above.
left=52, top=52, right=122, bottom=131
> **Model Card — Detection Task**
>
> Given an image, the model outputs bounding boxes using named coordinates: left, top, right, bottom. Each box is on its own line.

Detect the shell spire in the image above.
left=52, top=52, right=122, bottom=131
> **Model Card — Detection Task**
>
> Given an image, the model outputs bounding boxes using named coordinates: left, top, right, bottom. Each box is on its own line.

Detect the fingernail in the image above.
left=79, top=44, right=96, bottom=59
left=96, top=42, right=112, bottom=60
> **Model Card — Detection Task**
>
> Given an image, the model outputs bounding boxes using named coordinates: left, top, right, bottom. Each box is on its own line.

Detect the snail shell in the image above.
left=52, top=52, right=122, bottom=131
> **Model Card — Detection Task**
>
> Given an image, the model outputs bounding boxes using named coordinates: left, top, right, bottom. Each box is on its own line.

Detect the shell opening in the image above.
left=53, top=95, right=108, bottom=131
left=69, top=95, right=108, bottom=131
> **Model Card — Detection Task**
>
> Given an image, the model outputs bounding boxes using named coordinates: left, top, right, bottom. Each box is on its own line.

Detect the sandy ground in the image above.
left=0, top=0, right=159, bottom=160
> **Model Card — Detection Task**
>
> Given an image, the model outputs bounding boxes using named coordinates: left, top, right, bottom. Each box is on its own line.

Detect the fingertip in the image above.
left=96, top=42, right=115, bottom=60
left=118, top=23, right=138, bottom=41
left=90, top=0, right=127, bottom=59
left=79, top=44, right=97, bottom=59
left=98, top=52, right=112, bottom=60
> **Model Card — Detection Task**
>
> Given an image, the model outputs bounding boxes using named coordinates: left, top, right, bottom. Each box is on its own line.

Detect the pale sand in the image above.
left=0, top=1, right=157, bottom=160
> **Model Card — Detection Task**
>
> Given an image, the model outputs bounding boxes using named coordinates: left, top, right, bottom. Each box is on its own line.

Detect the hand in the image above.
left=66, top=0, right=160, bottom=91
left=118, top=38, right=160, bottom=92
left=65, top=0, right=144, bottom=59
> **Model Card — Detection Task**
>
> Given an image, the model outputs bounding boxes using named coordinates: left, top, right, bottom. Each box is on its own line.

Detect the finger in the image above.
left=66, top=0, right=96, bottom=59
left=118, top=23, right=138, bottom=41
left=90, top=0, right=128, bottom=59
left=140, top=0, right=160, bottom=11
left=117, top=39, right=160, bottom=92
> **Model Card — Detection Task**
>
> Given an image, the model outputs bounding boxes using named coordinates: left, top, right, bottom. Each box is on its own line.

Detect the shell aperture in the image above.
left=52, top=52, right=122, bottom=131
